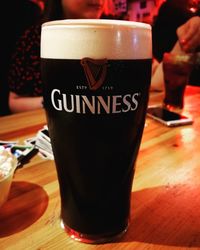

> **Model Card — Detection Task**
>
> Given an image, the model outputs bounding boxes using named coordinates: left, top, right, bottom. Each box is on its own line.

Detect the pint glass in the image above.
left=163, top=52, right=195, bottom=109
left=41, top=19, right=152, bottom=244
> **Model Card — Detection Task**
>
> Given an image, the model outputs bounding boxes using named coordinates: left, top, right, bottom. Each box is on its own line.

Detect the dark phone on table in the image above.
left=147, top=106, right=193, bottom=127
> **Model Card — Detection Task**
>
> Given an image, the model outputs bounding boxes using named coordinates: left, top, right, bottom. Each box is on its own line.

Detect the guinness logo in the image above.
left=81, top=58, right=108, bottom=90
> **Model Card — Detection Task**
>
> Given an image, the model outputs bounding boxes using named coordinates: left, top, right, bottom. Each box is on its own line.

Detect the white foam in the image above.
left=41, top=19, right=152, bottom=60
left=0, top=147, right=17, bottom=179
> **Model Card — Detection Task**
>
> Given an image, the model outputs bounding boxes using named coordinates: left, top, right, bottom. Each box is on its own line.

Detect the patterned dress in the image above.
left=8, top=24, right=42, bottom=96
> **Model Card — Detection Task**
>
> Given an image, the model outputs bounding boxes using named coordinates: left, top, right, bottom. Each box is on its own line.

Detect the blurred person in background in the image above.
left=151, top=0, right=200, bottom=91
left=153, top=0, right=200, bottom=61
left=0, top=0, right=42, bottom=116
left=8, top=0, right=113, bottom=113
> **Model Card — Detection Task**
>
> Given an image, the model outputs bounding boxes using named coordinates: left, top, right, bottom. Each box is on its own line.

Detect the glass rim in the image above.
left=42, top=19, right=151, bottom=31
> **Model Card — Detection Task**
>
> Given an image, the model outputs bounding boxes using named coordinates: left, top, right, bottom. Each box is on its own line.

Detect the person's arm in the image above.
left=9, top=92, right=43, bottom=113
left=150, top=61, right=164, bottom=92
left=8, top=25, right=42, bottom=113
left=177, top=16, right=200, bottom=53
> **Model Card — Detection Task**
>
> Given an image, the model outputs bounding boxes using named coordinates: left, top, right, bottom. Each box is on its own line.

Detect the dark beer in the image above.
left=41, top=19, right=152, bottom=243
left=163, top=52, right=195, bottom=109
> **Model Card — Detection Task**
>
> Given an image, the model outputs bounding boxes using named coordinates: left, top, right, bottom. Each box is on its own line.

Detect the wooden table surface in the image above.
left=0, top=86, right=200, bottom=250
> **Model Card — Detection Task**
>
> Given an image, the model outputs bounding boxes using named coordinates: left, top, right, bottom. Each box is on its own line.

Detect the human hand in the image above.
left=176, top=16, right=200, bottom=53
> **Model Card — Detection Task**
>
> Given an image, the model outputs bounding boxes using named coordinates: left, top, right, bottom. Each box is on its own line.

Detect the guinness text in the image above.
left=51, top=89, right=141, bottom=114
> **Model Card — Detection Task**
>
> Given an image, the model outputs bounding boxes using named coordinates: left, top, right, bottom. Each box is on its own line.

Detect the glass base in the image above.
left=60, top=220, right=128, bottom=244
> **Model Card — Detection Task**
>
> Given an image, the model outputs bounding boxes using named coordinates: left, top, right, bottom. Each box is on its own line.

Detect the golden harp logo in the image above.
left=81, top=58, right=108, bottom=90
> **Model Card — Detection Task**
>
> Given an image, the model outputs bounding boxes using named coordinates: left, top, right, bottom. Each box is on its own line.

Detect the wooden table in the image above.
left=0, top=86, right=200, bottom=250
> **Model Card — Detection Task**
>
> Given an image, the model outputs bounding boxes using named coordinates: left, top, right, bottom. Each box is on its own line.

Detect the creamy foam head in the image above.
left=41, top=19, right=152, bottom=60
left=0, top=147, right=17, bottom=180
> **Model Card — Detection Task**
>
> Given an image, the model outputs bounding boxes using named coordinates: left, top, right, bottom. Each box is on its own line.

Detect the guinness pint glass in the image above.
left=41, top=19, right=152, bottom=243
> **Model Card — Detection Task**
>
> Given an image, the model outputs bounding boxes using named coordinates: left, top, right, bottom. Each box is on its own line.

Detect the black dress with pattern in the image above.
left=8, top=24, right=42, bottom=97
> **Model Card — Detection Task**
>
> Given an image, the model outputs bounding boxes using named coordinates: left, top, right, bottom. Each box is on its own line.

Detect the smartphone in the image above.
left=146, top=106, right=193, bottom=127
left=37, top=127, right=50, bottom=142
